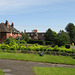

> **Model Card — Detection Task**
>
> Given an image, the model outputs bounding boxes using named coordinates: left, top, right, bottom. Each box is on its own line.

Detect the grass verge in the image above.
left=0, top=52, right=75, bottom=65
left=0, top=69, right=4, bottom=75
left=33, top=67, right=75, bottom=75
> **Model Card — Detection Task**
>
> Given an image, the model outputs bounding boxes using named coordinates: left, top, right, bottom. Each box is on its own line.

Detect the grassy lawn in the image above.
left=0, top=69, right=4, bottom=75
left=33, top=67, right=75, bottom=75
left=0, top=52, right=75, bottom=65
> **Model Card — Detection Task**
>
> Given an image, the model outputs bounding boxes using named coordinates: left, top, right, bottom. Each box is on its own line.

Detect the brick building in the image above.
left=25, top=30, right=45, bottom=40
left=0, top=20, right=22, bottom=43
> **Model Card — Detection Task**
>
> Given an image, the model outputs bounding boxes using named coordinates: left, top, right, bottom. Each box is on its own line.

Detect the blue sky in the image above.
left=0, top=0, right=75, bottom=33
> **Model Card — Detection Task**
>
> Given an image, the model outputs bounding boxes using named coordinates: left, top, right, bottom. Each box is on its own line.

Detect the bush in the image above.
left=4, top=37, right=17, bottom=46
left=20, top=40, right=27, bottom=44
left=46, top=47, right=53, bottom=51
left=53, top=45, right=59, bottom=51
left=1, top=44, right=9, bottom=50
left=20, top=46, right=26, bottom=50
left=10, top=45, right=17, bottom=50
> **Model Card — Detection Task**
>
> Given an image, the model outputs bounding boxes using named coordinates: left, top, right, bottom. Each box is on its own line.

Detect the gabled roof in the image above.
left=0, top=22, right=20, bottom=33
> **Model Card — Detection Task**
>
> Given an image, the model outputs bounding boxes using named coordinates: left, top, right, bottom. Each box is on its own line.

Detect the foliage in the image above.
left=28, top=39, right=44, bottom=45
left=20, top=46, right=26, bottom=50
left=44, top=28, right=57, bottom=41
left=21, top=33, right=29, bottom=42
left=10, top=45, right=18, bottom=50
left=20, top=40, right=27, bottom=44
left=4, top=37, right=17, bottom=46
left=0, top=42, right=75, bottom=56
left=65, top=23, right=75, bottom=43
left=1, top=44, right=9, bottom=50
left=54, top=30, right=70, bottom=46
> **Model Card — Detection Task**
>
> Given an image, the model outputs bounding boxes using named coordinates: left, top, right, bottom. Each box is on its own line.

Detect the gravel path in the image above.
left=0, top=59, right=75, bottom=75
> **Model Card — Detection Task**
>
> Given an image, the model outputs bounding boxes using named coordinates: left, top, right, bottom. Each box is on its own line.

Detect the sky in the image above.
left=0, top=0, right=75, bottom=33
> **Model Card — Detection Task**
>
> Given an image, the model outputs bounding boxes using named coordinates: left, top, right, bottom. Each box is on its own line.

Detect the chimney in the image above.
left=24, top=30, right=26, bottom=33
left=6, top=20, right=9, bottom=28
left=11, top=22, right=14, bottom=28
left=33, top=30, right=37, bottom=33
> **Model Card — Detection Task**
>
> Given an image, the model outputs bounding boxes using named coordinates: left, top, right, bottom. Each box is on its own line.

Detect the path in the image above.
left=0, top=59, right=75, bottom=75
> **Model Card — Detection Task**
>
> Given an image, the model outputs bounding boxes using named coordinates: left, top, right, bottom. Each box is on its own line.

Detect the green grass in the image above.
left=0, top=69, right=4, bottom=75
left=33, top=67, right=75, bottom=75
left=0, top=52, right=75, bottom=65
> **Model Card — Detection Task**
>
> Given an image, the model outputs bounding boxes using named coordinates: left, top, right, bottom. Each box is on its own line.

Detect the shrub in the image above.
left=1, top=44, right=9, bottom=50
left=4, top=37, right=17, bottom=46
left=10, top=45, right=17, bottom=50
left=46, top=47, right=53, bottom=51
left=16, top=40, right=20, bottom=45
left=20, top=40, right=27, bottom=44
left=20, top=46, right=26, bottom=50
left=53, top=45, right=59, bottom=51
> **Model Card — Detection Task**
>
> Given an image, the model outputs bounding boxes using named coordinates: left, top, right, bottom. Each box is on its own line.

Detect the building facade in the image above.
left=0, top=20, right=22, bottom=43
left=25, top=30, right=45, bottom=40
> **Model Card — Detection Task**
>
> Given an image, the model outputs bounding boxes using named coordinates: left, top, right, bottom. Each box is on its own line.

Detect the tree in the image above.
left=55, top=30, right=70, bottom=46
left=44, top=28, right=57, bottom=41
left=65, top=23, right=75, bottom=43
left=21, top=33, right=29, bottom=42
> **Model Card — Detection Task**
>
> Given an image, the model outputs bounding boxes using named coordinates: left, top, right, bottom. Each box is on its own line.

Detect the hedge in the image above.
left=0, top=43, right=75, bottom=57
left=28, top=39, right=44, bottom=45
left=28, top=39, right=54, bottom=45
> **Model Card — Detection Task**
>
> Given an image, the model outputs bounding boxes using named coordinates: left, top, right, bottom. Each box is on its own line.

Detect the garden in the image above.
left=0, top=35, right=75, bottom=75
left=0, top=37, right=75, bottom=59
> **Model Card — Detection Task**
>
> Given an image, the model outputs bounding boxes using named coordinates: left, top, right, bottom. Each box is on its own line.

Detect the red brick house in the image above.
left=0, top=20, right=22, bottom=43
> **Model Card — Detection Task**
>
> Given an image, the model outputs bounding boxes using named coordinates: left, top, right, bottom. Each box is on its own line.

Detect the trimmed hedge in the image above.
left=28, top=39, right=53, bottom=45
left=45, top=41, right=53, bottom=45
left=1, top=37, right=75, bottom=57
left=28, top=39, right=44, bottom=45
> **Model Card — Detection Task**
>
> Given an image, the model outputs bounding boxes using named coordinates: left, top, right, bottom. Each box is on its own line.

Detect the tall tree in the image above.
left=44, top=28, right=57, bottom=41
left=65, top=23, right=75, bottom=43
left=55, top=30, right=70, bottom=46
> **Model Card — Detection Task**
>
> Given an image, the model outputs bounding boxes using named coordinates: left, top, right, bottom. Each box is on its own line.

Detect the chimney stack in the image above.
left=11, top=22, right=14, bottom=28
left=6, top=20, right=9, bottom=28
left=24, top=30, right=26, bottom=33
left=33, top=30, right=37, bottom=33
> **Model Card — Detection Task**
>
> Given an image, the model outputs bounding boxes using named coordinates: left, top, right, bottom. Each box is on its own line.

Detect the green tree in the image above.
left=21, top=33, right=29, bottom=42
left=55, top=30, right=70, bottom=46
left=65, top=23, right=75, bottom=43
left=44, top=28, right=57, bottom=41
